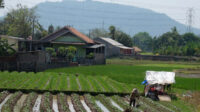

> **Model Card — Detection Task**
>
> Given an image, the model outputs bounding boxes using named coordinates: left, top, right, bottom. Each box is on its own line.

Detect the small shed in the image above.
left=133, top=46, right=142, bottom=55
left=94, top=37, right=133, bottom=57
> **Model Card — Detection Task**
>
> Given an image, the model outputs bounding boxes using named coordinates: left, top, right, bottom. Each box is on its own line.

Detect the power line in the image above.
left=186, top=8, right=194, bottom=32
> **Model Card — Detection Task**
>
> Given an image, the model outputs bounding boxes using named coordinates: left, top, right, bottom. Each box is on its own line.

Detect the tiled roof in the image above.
left=67, top=27, right=94, bottom=44
left=40, top=26, right=94, bottom=44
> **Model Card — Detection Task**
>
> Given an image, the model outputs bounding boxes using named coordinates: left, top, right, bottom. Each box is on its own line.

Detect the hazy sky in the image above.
left=1, top=0, right=200, bottom=29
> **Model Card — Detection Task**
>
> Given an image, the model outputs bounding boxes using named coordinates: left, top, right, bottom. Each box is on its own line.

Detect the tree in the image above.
left=0, top=0, right=4, bottom=8
left=152, top=27, right=200, bottom=56
left=0, top=38, right=16, bottom=56
left=133, top=32, right=153, bottom=52
left=115, top=31, right=133, bottom=47
left=89, top=28, right=109, bottom=38
left=55, top=26, right=61, bottom=31
left=48, top=24, right=54, bottom=34
left=34, top=24, right=48, bottom=40
left=109, top=25, right=116, bottom=40
left=0, top=20, right=5, bottom=35
left=3, top=4, right=39, bottom=39
left=182, top=32, right=200, bottom=43
left=45, top=47, right=55, bottom=55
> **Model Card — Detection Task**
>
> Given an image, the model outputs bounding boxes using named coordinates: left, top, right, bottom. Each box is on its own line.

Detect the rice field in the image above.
left=0, top=91, right=192, bottom=112
left=0, top=71, right=134, bottom=93
left=0, top=59, right=199, bottom=111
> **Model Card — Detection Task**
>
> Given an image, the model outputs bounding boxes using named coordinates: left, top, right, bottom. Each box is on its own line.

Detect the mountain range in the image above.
left=6, top=0, right=200, bottom=36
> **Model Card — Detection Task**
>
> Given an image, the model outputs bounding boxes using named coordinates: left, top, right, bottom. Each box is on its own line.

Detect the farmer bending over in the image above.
left=130, top=88, right=140, bottom=107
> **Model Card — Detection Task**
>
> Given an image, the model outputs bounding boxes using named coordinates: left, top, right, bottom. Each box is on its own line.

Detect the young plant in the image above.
left=140, top=97, right=174, bottom=112
left=21, top=92, right=38, bottom=112
left=84, top=94, right=102, bottom=112
left=0, top=91, right=9, bottom=103
left=78, top=75, right=91, bottom=91
left=71, top=93, right=86, bottom=112
left=69, top=75, right=79, bottom=91
left=57, top=93, right=70, bottom=112
left=1, top=91, right=23, bottom=112
left=96, top=94, right=121, bottom=112
left=40, top=92, right=53, bottom=112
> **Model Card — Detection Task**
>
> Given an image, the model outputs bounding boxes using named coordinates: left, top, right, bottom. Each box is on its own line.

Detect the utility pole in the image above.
left=102, top=20, right=105, bottom=30
left=32, top=16, right=35, bottom=39
left=186, top=8, right=194, bottom=32
left=88, top=29, right=91, bottom=38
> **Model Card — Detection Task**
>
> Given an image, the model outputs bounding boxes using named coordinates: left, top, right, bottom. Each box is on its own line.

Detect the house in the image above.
left=0, top=35, right=24, bottom=51
left=40, top=26, right=105, bottom=64
left=133, top=46, right=142, bottom=55
left=1, top=27, right=105, bottom=65
left=94, top=37, right=133, bottom=57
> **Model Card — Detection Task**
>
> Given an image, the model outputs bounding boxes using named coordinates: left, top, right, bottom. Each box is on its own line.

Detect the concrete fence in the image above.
left=0, top=51, right=106, bottom=72
left=127, top=55, right=200, bottom=61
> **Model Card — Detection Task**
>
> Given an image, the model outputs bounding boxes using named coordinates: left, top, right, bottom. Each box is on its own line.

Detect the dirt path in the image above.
left=52, top=95, right=59, bottom=112
left=67, top=76, right=70, bottom=90
left=0, top=94, right=12, bottom=111
left=67, top=96, right=75, bottom=112
left=80, top=96, right=92, bottom=112
left=95, top=100, right=110, bottom=112
left=13, top=94, right=27, bottom=112
left=176, top=73, right=200, bottom=78
left=33, top=95, right=42, bottom=112
left=43, top=77, right=52, bottom=89
left=76, top=78, right=82, bottom=91
left=110, top=99, right=123, bottom=111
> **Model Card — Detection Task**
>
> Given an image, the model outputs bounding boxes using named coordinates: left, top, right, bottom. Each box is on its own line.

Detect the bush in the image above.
left=45, top=47, right=55, bottom=55
left=58, top=47, right=67, bottom=57
left=86, top=52, right=94, bottom=59
left=51, top=52, right=57, bottom=57
left=67, top=46, right=77, bottom=61
left=0, top=38, right=16, bottom=56
left=67, top=46, right=77, bottom=53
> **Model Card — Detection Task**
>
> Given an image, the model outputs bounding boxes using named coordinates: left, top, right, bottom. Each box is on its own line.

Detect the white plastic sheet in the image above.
left=145, top=71, right=175, bottom=85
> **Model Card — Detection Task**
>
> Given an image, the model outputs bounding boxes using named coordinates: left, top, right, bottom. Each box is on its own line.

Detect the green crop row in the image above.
left=21, top=92, right=38, bottom=112
left=71, top=93, right=86, bottom=112
left=96, top=94, right=122, bottom=112
left=1, top=91, right=23, bottom=112
left=0, top=90, right=192, bottom=112
left=84, top=94, right=102, bottom=112
left=40, top=92, right=53, bottom=112
left=111, top=95, right=140, bottom=112
left=0, top=72, right=131, bottom=93
left=0, top=91, right=9, bottom=104
left=57, top=93, right=70, bottom=112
